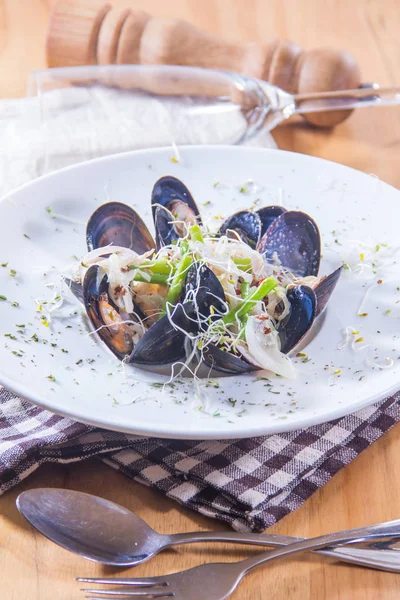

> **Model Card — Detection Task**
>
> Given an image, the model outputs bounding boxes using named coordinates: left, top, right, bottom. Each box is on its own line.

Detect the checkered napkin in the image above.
left=1, top=387, right=398, bottom=532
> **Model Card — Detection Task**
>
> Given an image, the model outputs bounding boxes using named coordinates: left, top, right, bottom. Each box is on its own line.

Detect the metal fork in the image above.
left=78, top=519, right=400, bottom=600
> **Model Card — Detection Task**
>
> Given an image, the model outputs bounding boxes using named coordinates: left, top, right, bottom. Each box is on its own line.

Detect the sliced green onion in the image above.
left=232, top=257, right=252, bottom=272
left=163, top=254, right=193, bottom=312
left=189, top=224, right=204, bottom=243
left=180, top=239, right=190, bottom=254
left=130, top=260, right=172, bottom=276
left=240, top=281, right=250, bottom=298
left=223, top=276, right=278, bottom=325
left=132, top=272, right=169, bottom=285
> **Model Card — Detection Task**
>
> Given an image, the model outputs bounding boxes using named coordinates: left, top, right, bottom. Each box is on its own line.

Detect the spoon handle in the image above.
left=237, top=519, right=400, bottom=575
left=167, top=530, right=400, bottom=573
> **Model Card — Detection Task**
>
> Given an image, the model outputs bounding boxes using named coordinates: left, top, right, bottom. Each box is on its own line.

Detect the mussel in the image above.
left=129, top=302, right=198, bottom=365
left=151, top=176, right=201, bottom=249
left=257, top=205, right=287, bottom=239
left=218, top=210, right=262, bottom=249
left=64, top=277, right=84, bottom=303
left=184, top=262, right=226, bottom=323
left=87, top=202, right=155, bottom=254
left=202, top=283, right=318, bottom=375
left=277, top=285, right=316, bottom=354
left=83, top=265, right=139, bottom=360
left=257, top=210, right=321, bottom=278
left=68, top=203, right=156, bottom=304
left=129, top=263, right=227, bottom=365
left=314, top=265, right=342, bottom=316
left=203, top=343, right=259, bottom=374
left=83, top=260, right=226, bottom=366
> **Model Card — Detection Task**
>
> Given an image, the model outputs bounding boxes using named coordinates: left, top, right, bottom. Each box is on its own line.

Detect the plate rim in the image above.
left=0, top=144, right=399, bottom=439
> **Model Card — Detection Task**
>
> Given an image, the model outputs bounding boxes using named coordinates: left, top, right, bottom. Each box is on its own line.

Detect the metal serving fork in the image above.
left=78, top=520, right=400, bottom=600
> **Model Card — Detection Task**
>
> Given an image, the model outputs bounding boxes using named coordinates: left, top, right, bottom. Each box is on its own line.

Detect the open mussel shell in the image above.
left=64, top=277, right=84, bottom=303
left=129, top=302, right=196, bottom=365
left=218, top=210, right=261, bottom=249
left=314, top=266, right=342, bottom=316
left=203, top=344, right=258, bottom=374
left=83, top=265, right=136, bottom=360
left=86, top=202, right=155, bottom=254
left=258, top=210, right=321, bottom=278
left=151, top=176, right=201, bottom=249
left=130, top=262, right=225, bottom=365
left=184, top=262, right=226, bottom=323
left=278, top=285, right=316, bottom=354
left=185, top=263, right=257, bottom=375
left=257, top=205, right=287, bottom=238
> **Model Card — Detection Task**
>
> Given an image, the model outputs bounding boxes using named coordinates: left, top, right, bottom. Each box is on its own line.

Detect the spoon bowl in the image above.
left=17, top=488, right=167, bottom=566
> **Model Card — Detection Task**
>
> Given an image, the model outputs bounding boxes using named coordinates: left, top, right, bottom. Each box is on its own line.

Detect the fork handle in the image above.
left=236, top=519, right=400, bottom=576
left=167, top=530, right=400, bottom=573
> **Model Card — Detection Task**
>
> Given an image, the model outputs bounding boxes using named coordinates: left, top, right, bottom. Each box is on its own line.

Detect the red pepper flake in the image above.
left=377, top=279, right=383, bottom=284
left=114, top=285, right=126, bottom=298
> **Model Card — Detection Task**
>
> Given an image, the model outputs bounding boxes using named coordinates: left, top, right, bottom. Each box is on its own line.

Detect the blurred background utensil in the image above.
left=17, top=489, right=400, bottom=572
left=28, top=64, right=400, bottom=149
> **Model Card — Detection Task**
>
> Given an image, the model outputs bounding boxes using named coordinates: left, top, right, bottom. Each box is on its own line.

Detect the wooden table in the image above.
left=1, top=1, right=400, bottom=598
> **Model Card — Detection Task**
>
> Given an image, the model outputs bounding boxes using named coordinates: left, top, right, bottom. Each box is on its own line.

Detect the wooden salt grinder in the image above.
left=47, top=0, right=362, bottom=127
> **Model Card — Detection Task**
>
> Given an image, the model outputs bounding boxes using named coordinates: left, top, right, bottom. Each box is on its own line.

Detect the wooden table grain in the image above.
left=0, top=1, right=400, bottom=599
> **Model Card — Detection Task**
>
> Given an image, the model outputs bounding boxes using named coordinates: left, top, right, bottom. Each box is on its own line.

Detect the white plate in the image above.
left=0, top=146, right=399, bottom=439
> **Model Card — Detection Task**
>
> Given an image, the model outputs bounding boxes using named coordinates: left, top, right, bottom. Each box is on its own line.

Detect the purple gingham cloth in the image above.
left=1, top=387, right=398, bottom=532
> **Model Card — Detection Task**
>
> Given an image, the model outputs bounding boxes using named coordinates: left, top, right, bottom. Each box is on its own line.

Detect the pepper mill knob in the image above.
left=47, top=0, right=361, bottom=128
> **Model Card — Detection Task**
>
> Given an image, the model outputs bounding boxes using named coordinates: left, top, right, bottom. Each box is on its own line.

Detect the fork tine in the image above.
left=77, top=578, right=167, bottom=587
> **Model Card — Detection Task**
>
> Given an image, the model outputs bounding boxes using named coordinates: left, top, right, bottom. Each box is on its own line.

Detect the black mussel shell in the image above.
left=64, top=277, right=84, bottom=303
left=185, top=263, right=256, bottom=374
left=86, top=202, right=155, bottom=254
left=184, top=262, right=226, bottom=325
left=203, top=344, right=258, bottom=374
left=130, top=263, right=225, bottom=365
left=83, top=265, right=136, bottom=360
left=278, top=285, right=316, bottom=354
left=218, top=210, right=262, bottom=249
left=257, top=205, right=287, bottom=239
left=129, top=302, right=197, bottom=365
left=314, top=266, right=342, bottom=317
left=151, top=176, right=201, bottom=249
left=152, top=205, right=178, bottom=249
left=258, top=210, right=321, bottom=278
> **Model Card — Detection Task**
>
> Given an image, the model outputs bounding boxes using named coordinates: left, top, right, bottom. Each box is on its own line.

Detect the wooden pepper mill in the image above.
left=47, top=0, right=361, bottom=127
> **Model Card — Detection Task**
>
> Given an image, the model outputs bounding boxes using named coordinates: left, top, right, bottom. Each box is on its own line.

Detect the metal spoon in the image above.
left=16, top=488, right=400, bottom=572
